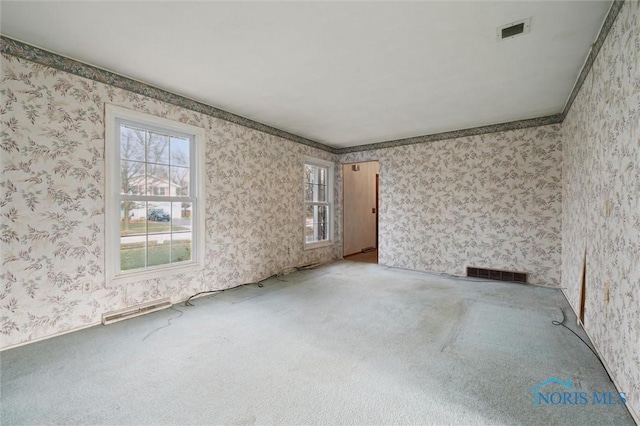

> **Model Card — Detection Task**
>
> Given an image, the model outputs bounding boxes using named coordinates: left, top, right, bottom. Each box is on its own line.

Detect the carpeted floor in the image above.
left=1, top=262, right=635, bottom=425
left=344, top=249, right=378, bottom=264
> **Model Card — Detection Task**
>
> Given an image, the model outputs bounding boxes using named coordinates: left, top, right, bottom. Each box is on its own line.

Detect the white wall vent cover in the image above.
left=497, top=18, right=532, bottom=41
left=102, top=297, right=172, bottom=325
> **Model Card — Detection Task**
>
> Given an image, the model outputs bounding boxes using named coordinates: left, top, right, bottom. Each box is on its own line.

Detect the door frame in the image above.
left=341, top=161, right=380, bottom=261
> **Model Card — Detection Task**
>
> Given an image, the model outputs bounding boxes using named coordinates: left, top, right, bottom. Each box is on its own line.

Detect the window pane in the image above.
left=172, top=202, right=192, bottom=231
left=305, top=204, right=313, bottom=242
left=304, top=164, right=314, bottom=183
left=121, top=201, right=147, bottom=236
left=170, top=166, right=190, bottom=196
left=120, top=125, right=145, bottom=162
left=121, top=235, right=146, bottom=271
left=318, top=167, right=327, bottom=186
left=147, top=233, right=171, bottom=267
left=316, top=205, right=328, bottom=241
left=305, top=183, right=328, bottom=202
left=147, top=202, right=172, bottom=234
left=305, top=181, right=313, bottom=203
left=318, top=183, right=327, bottom=202
left=305, top=204, right=329, bottom=243
left=146, top=164, right=170, bottom=196
left=120, top=160, right=145, bottom=194
left=172, top=232, right=192, bottom=263
left=305, top=165, right=314, bottom=201
left=170, top=136, right=190, bottom=166
left=305, top=164, right=328, bottom=202
left=148, top=132, right=170, bottom=165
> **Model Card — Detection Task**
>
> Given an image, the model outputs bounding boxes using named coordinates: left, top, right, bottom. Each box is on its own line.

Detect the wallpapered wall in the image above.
left=1, top=4, right=637, bottom=418
left=0, top=55, right=341, bottom=349
left=340, top=125, right=563, bottom=287
left=562, top=0, right=640, bottom=418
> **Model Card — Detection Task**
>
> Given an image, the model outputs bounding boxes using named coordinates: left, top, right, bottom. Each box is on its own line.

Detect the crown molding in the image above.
left=335, top=115, right=563, bottom=154
left=336, top=0, right=624, bottom=154
left=561, top=0, right=624, bottom=119
left=0, top=1, right=624, bottom=155
left=0, top=35, right=335, bottom=154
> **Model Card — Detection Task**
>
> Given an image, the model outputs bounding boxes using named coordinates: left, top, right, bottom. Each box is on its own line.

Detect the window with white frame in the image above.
left=105, top=105, right=205, bottom=284
left=304, top=158, right=333, bottom=248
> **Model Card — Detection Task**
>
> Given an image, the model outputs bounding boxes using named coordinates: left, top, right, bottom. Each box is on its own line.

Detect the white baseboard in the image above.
left=560, top=288, right=639, bottom=425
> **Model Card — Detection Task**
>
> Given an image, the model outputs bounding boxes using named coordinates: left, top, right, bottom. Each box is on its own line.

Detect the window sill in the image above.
left=109, top=261, right=203, bottom=286
left=304, top=240, right=334, bottom=251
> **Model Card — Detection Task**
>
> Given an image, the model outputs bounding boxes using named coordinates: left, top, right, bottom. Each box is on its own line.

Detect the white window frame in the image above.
left=105, top=104, right=205, bottom=285
left=303, top=156, right=334, bottom=250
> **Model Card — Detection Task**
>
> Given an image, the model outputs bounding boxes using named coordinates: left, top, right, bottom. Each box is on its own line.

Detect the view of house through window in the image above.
left=118, top=123, right=194, bottom=271
left=304, top=159, right=332, bottom=246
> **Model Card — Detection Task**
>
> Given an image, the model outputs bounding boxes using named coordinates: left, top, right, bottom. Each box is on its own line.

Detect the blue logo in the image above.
left=531, top=377, right=627, bottom=407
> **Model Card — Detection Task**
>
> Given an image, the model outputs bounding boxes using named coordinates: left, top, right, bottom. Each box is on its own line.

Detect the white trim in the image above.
left=303, top=156, right=334, bottom=168
left=303, top=156, right=335, bottom=250
left=108, top=262, right=204, bottom=286
left=104, top=104, right=206, bottom=286
left=304, top=240, right=334, bottom=250
left=560, top=288, right=639, bottom=425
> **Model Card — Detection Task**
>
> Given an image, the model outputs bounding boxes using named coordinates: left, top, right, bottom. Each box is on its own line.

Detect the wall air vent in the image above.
left=497, top=18, right=531, bottom=41
left=467, top=267, right=528, bottom=284
left=102, top=297, right=172, bottom=325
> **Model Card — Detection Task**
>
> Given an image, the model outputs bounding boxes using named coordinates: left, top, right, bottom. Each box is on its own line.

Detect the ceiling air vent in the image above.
left=497, top=18, right=531, bottom=41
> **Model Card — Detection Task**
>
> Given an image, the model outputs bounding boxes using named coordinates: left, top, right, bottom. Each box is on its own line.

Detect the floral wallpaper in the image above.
left=0, top=3, right=637, bottom=419
left=340, top=125, right=563, bottom=287
left=0, top=55, right=339, bottom=349
left=561, top=0, right=640, bottom=419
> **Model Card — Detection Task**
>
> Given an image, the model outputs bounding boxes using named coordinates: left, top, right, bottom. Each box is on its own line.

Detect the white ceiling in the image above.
left=1, top=1, right=611, bottom=148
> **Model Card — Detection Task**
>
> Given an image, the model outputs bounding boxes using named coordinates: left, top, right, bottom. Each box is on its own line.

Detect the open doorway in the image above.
left=343, top=161, right=379, bottom=264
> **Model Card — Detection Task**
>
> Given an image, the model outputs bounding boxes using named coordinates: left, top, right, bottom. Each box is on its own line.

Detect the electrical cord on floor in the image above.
left=141, top=264, right=321, bottom=339
left=184, top=277, right=269, bottom=307
left=183, top=269, right=299, bottom=306
left=142, top=307, right=183, bottom=341
left=184, top=262, right=325, bottom=307
left=552, top=308, right=612, bottom=382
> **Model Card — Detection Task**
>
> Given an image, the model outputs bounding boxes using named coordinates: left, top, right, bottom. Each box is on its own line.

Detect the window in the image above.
left=304, top=157, right=334, bottom=249
left=105, top=105, right=205, bottom=284
left=152, top=187, right=166, bottom=196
